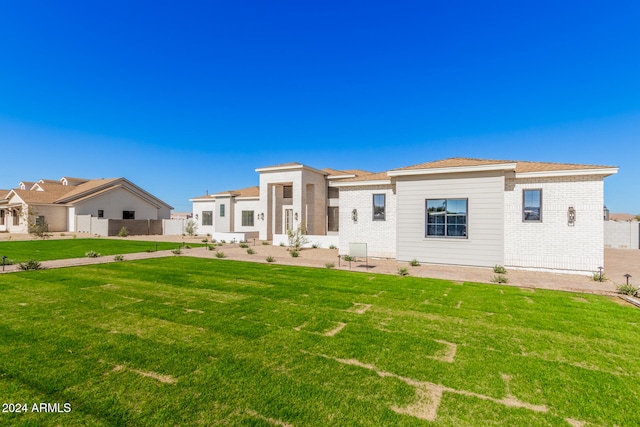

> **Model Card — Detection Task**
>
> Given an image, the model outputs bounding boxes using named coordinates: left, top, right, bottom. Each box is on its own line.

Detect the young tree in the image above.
left=287, top=221, right=310, bottom=251
left=22, top=207, right=51, bottom=239
left=184, top=219, right=198, bottom=236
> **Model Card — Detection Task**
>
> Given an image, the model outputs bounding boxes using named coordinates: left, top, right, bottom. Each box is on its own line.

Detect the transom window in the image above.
left=242, top=211, right=254, bottom=227
left=283, top=185, right=293, bottom=198
left=373, top=194, right=386, bottom=221
left=202, top=211, right=213, bottom=226
left=426, top=199, right=468, bottom=238
left=523, top=189, right=542, bottom=222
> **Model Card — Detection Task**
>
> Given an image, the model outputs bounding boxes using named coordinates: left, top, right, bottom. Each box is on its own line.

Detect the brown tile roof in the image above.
left=323, top=168, right=373, bottom=177
left=10, top=188, right=70, bottom=204
left=333, top=171, right=390, bottom=183
left=609, top=213, right=639, bottom=222
left=54, top=178, right=122, bottom=203
left=391, top=157, right=615, bottom=173
left=212, top=186, right=260, bottom=198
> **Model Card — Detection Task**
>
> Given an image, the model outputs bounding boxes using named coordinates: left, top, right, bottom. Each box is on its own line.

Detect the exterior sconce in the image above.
left=195, top=214, right=199, bottom=220
left=294, top=212, right=298, bottom=221
left=259, top=213, right=264, bottom=221
left=567, top=206, right=576, bottom=226
left=352, top=209, right=358, bottom=222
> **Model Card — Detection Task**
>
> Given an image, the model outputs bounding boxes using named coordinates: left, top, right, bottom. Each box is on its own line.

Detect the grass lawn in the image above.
left=0, top=239, right=200, bottom=263
left=0, top=258, right=638, bottom=426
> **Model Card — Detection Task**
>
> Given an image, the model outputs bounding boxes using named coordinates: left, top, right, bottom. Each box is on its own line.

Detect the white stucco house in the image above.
left=191, top=158, right=618, bottom=274
left=0, top=177, right=173, bottom=234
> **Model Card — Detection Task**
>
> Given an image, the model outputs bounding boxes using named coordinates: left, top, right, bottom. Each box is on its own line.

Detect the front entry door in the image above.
left=284, top=208, right=293, bottom=232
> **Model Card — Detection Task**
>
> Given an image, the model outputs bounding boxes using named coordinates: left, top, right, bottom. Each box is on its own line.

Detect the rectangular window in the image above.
left=523, top=189, right=542, bottom=222
left=123, top=211, right=135, bottom=219
left=97, top=210, right=104, bottom=218
left=328, top=207, right=339, bottom=232
left=219, top=204, right=225, bottom=217
left=242, top=211, right=254, bottom=227
left=328, top=187, right=339, bottom=199
left=373, top=194, right=386, bottom=221
left=13, top=210, right=19, bottom=225
left=0, top=210, right=4, bottom=225
left=283, top=185, right=293, bottom=198
left=35, top=216, right=45, bottom=226
left=202, top=211, right=213, bottom=226
left=426, top=199, right=467, bottom=238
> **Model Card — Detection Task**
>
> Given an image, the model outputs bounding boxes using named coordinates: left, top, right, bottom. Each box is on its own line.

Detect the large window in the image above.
left=328, top=207, right=339, bottom=232
left=123, top=211, right=135, bottom=219
left=202, top=211, right=213, bottom=226
left=523, top=189, right=542, bottom=222
left=242, top=211, right=254, bottom=227
left=373, top=194, right=386, bottom=221
left=283, top=185, right=293, bottom=198
left=13, top=210, right=19, bottom=225
left=219, top=204, right=225, bottom=217
left=426, top=199, right=468, bottom=238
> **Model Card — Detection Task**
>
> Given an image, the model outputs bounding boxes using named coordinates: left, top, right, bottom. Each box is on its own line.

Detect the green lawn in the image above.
left=0, top=258, right=638, bottom=426
left=0, top=239, right=198, bottom=263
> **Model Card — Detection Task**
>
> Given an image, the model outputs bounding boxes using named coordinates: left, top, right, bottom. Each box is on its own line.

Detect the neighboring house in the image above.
left=0, top=177, right=173, bottom=234
left=191, top=158, right=617, bottom=274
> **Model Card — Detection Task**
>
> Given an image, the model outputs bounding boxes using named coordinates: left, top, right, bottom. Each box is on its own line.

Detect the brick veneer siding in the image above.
left=504, top=175, right=604, bottom=273
left=338, top=184, right=396, bottom=258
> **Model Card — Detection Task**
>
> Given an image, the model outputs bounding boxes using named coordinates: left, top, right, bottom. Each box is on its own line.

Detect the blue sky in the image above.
left=1, top=1, right=638, bottom=213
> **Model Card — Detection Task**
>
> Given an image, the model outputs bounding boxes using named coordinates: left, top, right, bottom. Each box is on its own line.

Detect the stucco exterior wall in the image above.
left=504, top=175, right=604, bottom=273
left=192, top=199, right=215, bottom=236
left=395, top=172, right=505, bottom=267
left=604, top=220, right=640, bottom=249
left=233, top=199, right=260, bottom=234
left=74, top=187, right=164, bottom=220
left=338, top=184, right=397, bottom=258
left=215, top=196, right=233, bottom=233
left=31, top=205, right=68, bottom=232
left=258, top=170, right=300, bottom=240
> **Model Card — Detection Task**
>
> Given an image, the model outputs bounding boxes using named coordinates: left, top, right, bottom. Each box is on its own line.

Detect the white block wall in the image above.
left=604, top=221, right=640, bottom=249
left=338, top=185, right=397, bottom=258
left=504, top=175, right=605, bottom=273
left=192, top=199, right=216, bottom=236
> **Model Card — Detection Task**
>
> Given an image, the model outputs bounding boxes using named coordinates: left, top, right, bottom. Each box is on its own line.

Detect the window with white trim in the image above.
left=242, top=211, right=254, bottom=227
left=425, top=199, right=468, bottom=238
left=202, top=211, right=213, bottom=226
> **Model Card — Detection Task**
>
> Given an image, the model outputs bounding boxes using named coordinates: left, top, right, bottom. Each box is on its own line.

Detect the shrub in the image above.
left=409, top=258, right=421, bottom=267
left=215, top=251, right=226, bottom=258
left=239, top=243, right=249, bottom=249
left=266, top=256, right=275, bottom=263
left=287, top=222, right=310, bottom=251
left=290, top=250, right=299, bottom=258
left=279, top=242, right=285, bottom=247
left=247, top=249, right=256, bottom=255
left=1, top=258, right=14, bottom=266
left=113, top=255, right=125, bottom=262
left=184, top=219, right=198, bottom=236
left=262, top=241, right=270, bottom=245
left=325, top=262, right=335, bottom=269
left=493, top=265, right=507, bottom=274
left=172, top=248, right=182, bottom=255
left=397, top=267, right=409, bottom=276
left=329, top=244, right=337, bottom=250
left=211, top=239, right=217, bottom=243
left=312, top=242, right=320, bottom=249
left=85, top=251, right=101, bottom=258
left=118, top=227, right=129, bottom=237
left=342, top=255, right=354, bottom=262
left=201, top=238, right=209, bottom=243
left=219, top=240, right=226, bottom=244
left=593, top=272, right=608, bottom=282
left=18, top=260, right=44, bottom=270
left=617, top=283, right=639, bottom=296
left=491, top=274, right=509, bottom=284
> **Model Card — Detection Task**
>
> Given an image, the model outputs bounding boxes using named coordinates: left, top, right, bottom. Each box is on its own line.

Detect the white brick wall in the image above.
left=338, top=185, right=396, bottom=258
left=504, top=175, right=604, bottom=273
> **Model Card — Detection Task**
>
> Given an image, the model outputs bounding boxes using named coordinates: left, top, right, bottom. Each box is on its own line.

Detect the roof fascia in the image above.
left=515, top=168, right=619, bottom=179
left=330, top=179, right=392, bottom=187
left=387, top=163, right=517, bottom=177
left=255, top=164, right=328, bottom=175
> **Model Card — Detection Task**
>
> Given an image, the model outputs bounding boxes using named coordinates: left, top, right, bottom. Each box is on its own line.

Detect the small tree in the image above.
left=287, top=221, right=310, bottom=251
left=184, top=219, right=198, bottom=236
left=22, top=207, right=51, bottom=239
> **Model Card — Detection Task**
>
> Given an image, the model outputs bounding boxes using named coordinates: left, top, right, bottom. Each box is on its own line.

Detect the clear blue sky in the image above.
left=1, top=1, right=638, bottom=213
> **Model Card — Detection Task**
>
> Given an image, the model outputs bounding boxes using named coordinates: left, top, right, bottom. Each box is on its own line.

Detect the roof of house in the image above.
left=332, top=171, right=390, bottom=183
left=609, top=213, right=639, bottom=222
left=53, top=178, right=121, bottom=203
left=391, top=157, right=615, bottom=173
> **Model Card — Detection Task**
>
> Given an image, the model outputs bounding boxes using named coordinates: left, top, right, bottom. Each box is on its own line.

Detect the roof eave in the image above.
left=388, top=163, right=518, bottom=177
left=515, top=168, right=619, bottom=178
left=331, top=179, right=392, bottom=187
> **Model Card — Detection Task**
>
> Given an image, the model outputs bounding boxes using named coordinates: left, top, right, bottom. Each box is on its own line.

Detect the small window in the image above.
left=523, top=189, right=542, bottom=222
left=328, top=187, right=339, bottom=199
left=202, top=211, right=213, bottom=226
left=283, top=185, right=293, bottom=198
left=328, top=207, right=339, bottom=232
left=426, top=199, right=467, bottom=238
left=373, top=194, right=386, bottom=221
left=13, top=210, right=20, bottom=225
left=123, top=211, right=135, bottom=219
left=35, top=216, right=46, bottom=226
left=242, top=211, right=254, bottom=227
left=219, top=204, right=225, bottom=217
left=97, top=210, right=104, bottom=218
left=0, top=210, right=5, bottom=225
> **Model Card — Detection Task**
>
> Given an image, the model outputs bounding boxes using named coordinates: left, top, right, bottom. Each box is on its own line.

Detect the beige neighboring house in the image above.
left=192, top=157, right=618, bottom=274
left=0, top=177, right=173, bottom=234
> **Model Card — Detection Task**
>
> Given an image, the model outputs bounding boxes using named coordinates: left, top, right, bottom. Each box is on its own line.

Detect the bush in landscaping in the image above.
left=592, top=271, right=608, bottom=282
left=247, top=249, right=256, bottom=255
left=239, top=243, right=249, bottom=249
left=491, top=274, right=509, bottom=284
left=266, top=256, right=275, bottom=263
left=397, top=267, right=409, bottom=276
left=409, top=258, right=421, bottom=267
left=215, top=251, right=226, bottom=258
left=172, top=248, right=182, bottom=255
left=493, top=265, right=507, bottom=274
left=290, top=250, right=299, bottom=258
left=118, top=227, right=129, bottom=237
left=113, top=255, right=125, bottom=262
left=617, top=283, right=639, bottom=296
left=85, top=251, right=101, bottom=258
left=329, top=244, right=337, bottom=250
left=342, top=255, right=354, bottom=262
left=262, top=241, right=270, bottom=245
left=18, top=260, right=44, bottom=270
left=325, top=262, right=335, bottom=269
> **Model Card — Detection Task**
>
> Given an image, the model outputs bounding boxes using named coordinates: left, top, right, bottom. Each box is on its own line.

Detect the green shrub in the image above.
left=266, top=256, right=275, bottom=263
left=201, top=238, right=209, bottom=243
left=279, top=242, right=285, bottom=247
left=239, top=243, right=249, bottom=249
left=593, top=272, right=608, bottom=282
left=85, top=251, right=101, bottom=258
left=491, top=274, right=509, bottom=284
left=118, top=227, right=129, bottom=237
left=219, top=240, right=226, bottom=244
left=493, top=265, right=507, bottom=274
left=342, top=255, right=354, bottom=262
left=397, top=267, right=409, bottom=276
left=325, top=262, right=335, bottom=269
left=617, top=283, right=639, bottom=296
left=113, top=255, right=125, bottom=262
left=172, top=248, right=182, bottom=255
left=409, top=258, right=421, bottom=267
left=262, top=241, right=270, bottom=245
left=183, top=245, right=192, bottom=249
left=329, top=244, right=337, bottom=250
left=290, top=250, right=299, bottom=258
left=18, top=260, right=44, bottom=270
left=1, top=258, right=14, bottom=266
left=215, top=251, right=226, bottom=258
left=312, top=242, right=320, bottom=249
left=247, top=249, right=256, bottom=255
